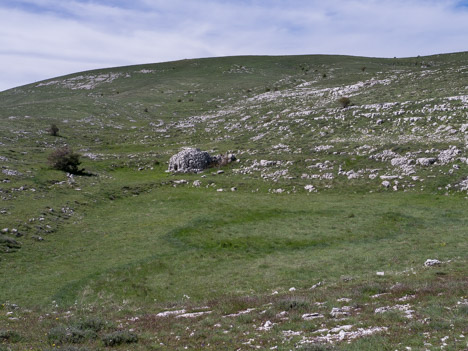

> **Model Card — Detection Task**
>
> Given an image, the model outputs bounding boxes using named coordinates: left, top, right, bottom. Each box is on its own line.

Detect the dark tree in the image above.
left=48, top=147, right=83, bottom=174
left=338, top=97, right=351, bottom=108
left=48, top=124, right=59, bottom=136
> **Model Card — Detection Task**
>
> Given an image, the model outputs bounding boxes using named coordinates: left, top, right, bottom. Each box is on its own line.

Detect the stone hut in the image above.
left=168, top=148, right=213, bottom=173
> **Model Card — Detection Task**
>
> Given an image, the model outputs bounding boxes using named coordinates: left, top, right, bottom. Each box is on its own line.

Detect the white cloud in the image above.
left=1, top=0, right=468, bottom=91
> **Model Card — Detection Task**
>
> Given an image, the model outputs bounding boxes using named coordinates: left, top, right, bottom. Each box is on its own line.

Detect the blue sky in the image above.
left=1, top=0, right=468, bottom=91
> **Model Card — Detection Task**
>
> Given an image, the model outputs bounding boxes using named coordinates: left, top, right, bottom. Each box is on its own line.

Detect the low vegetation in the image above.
left=47, top=147, right=83, bottom=174
left=338, top=96, right=351, bottom=108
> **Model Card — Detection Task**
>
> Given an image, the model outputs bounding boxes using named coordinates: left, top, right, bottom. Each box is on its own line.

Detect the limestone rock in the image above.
left=424, top=259, right=442, bottom=267
left=416, top=157, right=437, bottom=166
left=381, top=181, right=391, bottom=188
left=437, top=146, right=461, bottom=165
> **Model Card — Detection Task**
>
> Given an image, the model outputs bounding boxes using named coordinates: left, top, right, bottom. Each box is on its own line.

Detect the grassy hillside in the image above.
left=0, top=53, right=467, bottom=350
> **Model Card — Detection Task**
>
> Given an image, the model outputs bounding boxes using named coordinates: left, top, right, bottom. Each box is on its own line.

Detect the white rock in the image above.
left=260, top=160, right=276, bottom=167
left=416, top=157, right=437, bottom=166
left=302, top=313, right=324, bottom=320
left=424, top=259, right=442, bottom=267
left=391, top=157, right=409, bottom=166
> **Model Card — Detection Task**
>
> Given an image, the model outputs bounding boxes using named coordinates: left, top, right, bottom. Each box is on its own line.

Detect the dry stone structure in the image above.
left=168, top=148, right=213, bottom=173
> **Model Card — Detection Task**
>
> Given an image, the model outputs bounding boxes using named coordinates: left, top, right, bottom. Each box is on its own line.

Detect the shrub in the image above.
left=74, top=317, right=106, bottom=332
left=299, top=344, right=338, bottom=351
left=276, top=296, right=311, bottom=311
left=48, top=326, right=96, bottom=344
left=48, top=124, right=59, bottom=136
left=48, top=147, right=83, bottom=174
left=0, top=330, right=22, bottom=343
left=101, top=331, right=138, bottom=346
left=43, top=347, right=91, bottom=351
left=0, top=235, right=21, bottom=253
left=338, top=97, right=351, bottom=108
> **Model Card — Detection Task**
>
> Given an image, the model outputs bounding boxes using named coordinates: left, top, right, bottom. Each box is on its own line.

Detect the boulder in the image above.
left=381, top=180, right=391, bottom=188
left=424, top=259, right=441, bottom=267
left=416, top=157, right=437, bottom=166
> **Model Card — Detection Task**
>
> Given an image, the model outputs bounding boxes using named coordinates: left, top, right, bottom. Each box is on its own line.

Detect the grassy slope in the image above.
left=0, top=53, right=467, bottom=350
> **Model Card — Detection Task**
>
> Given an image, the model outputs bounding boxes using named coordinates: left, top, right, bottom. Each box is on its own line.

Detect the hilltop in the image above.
left=0, top=53, right=467, bottom=350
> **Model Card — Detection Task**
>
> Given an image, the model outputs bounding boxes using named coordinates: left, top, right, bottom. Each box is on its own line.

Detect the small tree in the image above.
left=338, top=97, right=351, bottom=108
left=48, top=124, right=59, bottom=136
left=48, top=147, right=82, bottom=174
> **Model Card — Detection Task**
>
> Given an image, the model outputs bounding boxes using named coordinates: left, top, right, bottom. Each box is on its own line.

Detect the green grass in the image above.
left=1, top=189, right=466, bottom=307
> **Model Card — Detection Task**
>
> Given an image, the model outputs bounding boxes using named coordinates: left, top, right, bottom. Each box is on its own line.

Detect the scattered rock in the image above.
left=330, top=307, right=350, bottom=318
left=304, top=185, right=316, bottom=192
left=176, top=311, right=212, bottom=318
left=381, top=181, right=391, bottom=188
left=257, top=320, right=275, bottom=331
left=302, top=313, right=324, bottom=320
left=416, top=158, right=437, bottom=166
left=155, top=309, right=186, bottom=317
left=424, top=259, right=442, bottom=267
left=375, top=304, right=415, bottom=318
left=259, top=160, right=277, bottom=167
left=437, top=146, right=461, bottom=165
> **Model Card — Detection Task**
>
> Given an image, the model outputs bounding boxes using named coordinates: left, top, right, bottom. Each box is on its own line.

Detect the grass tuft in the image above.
left=101, top=331, right=138, bottom=346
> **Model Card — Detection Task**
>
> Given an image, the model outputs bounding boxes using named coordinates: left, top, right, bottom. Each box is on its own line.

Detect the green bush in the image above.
left=101, top=331, right=138, bottom=346
left=48, top=326, right=96, bottom=344
left=338, top=97, right=351, bottom=108
left=43, top=347, right=91, bottom=351
left=0, top=235, right=21, bottom=253
left=299, top=344, right=338, bottom=351
left=74, top=317, right=106, bottom=332
left=47, top=147, right=83, bottom=174
left=276, top=296, right=311, bottom=311
left=0, top=330, right=22, bottom=343
left=48, top=124, right=59, bottom=136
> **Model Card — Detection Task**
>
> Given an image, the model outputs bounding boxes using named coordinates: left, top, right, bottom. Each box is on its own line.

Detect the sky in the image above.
left=1, top=0, right=468, bottom=91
